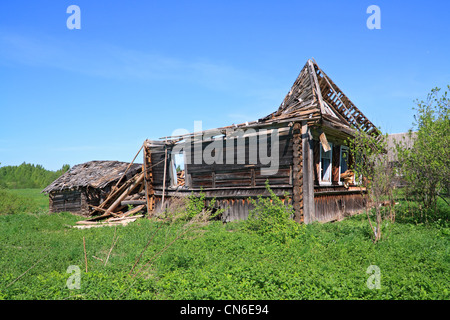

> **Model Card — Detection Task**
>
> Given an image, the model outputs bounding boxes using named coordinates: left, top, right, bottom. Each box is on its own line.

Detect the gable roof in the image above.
left=259, top=59, right=379, bottom=136
left=42, top=161, right=142, bottom=193
left=159, top=59, right=379, bottom=141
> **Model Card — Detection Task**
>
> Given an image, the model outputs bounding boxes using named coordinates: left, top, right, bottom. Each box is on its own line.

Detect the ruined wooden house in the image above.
left=140, top=59, right=380, bottom=223
left=387, top=132, right=417, bottom=187
left=42, top=161, right=141, bottom=216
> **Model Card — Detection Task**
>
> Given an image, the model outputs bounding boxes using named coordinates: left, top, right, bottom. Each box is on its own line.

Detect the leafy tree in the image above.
left=395, top=86, right=450, bottom=214
left=348, top=130, right=395, bottom=242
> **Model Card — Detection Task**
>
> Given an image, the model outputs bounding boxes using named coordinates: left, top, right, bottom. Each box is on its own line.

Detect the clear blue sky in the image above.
left=0, top=0, right=449, bottom=171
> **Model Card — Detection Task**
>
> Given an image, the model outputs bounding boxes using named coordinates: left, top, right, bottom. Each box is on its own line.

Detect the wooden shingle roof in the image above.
left=42, top=161, right=142, bottom=193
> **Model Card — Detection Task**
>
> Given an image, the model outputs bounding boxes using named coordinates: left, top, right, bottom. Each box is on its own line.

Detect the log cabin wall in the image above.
left=49, top=190, right=89, bottom=216
left=291, top=122, right=303, bottom=223
left=49, top=188, right=102, bottom=216
left=137, top=60, right=380, bottom=224
left=49, top=190, right=82, bottom=214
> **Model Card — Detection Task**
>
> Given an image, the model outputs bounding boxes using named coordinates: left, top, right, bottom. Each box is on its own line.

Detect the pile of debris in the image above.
left=74, top=170, right=150, bottom=228
left=177, top=170, right=185, bottom=187
left=73, top=143, right=187, bottom=228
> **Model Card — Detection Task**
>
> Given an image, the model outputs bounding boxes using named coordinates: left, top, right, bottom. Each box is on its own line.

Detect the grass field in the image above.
left=6, top=188, right=49, bottom=211
left=0, top=189, right=448, bottom=300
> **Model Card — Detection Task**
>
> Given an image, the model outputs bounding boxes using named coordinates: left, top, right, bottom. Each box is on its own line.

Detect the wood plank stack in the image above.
left=75, top=171, right=149, bottom=227
left=340, top=170, right=355, bottom=188
left=74, top=214, right=144, bottom=229
left=177, top=170, right=185, bottom=186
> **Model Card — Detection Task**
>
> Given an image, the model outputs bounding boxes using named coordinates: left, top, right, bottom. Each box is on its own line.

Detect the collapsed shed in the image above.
left=42, top=161, right=142, bottom=216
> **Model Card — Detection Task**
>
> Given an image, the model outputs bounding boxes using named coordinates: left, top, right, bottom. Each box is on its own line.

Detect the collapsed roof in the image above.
left=261, top=59, right=379, bottom=134
left=160, top=59, right=379, bottom=141
left=42, top=161, right=142, bottom=193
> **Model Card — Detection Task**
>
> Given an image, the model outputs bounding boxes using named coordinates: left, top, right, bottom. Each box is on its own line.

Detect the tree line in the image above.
left=0, top=162, right=70, bottom=189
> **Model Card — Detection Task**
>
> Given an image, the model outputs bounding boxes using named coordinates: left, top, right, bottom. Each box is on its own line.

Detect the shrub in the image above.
left=244, top=181, right=304, bottom=243
left=0, top=189, right=41, bottom=215
left=161, top=190, right=223, bottom=222
left=186, top=191, right=222, bottom=220
left=395, top=86, right=450, bottom=215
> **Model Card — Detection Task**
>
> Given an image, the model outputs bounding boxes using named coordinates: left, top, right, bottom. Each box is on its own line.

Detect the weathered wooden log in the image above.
left=110, top=205, right=146, bottom=220
left=108, top=214, right=144, bottom=222
left=73, top=218, right=139, bottom=229
left=76, top=214, right=144, bottom=225
left=104, top=172, right=144, bottom=216
left=120, top=200, right=147, bottom=206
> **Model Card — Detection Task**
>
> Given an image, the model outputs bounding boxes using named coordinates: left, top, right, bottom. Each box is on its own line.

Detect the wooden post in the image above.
left=183, top=146, right=191, bottom=187
left=83, top=236, right=88, bottom=273
left=161, top=144, right=168, bottom=209
left=302, top=121, right=315, bottom=224
left=143, top=143, right=154, bottom=216
left=112, top=144, right=144, bottom=191
left=251, top=168, right=255, bottom=187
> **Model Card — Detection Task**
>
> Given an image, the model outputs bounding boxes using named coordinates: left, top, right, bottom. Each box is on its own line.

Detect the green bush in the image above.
left=244, top=181, right=304, bottom=243
left=185, top=191, right=208, bottom=220
left=0, top=189, right=41, bottom=215
left=162, top=190, right=223, bottom=222
left=395, top=86, right=450, bottom=214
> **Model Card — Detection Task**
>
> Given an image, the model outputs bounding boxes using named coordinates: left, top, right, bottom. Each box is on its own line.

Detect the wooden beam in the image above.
left=110, top=206, right=145, bottom=220
left=104, top=173, right=144, bottom=217
left=112, top=143, right=143, bottom=192
left=120, top=200, right=147, bottom=206
left=308, top=60, right=326, bottom=116
left=319, top=130, right=331, bottom=152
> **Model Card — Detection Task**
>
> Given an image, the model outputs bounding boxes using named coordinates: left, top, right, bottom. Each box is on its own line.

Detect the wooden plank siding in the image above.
left=149, top=146, right=172, bottom=188
left=151, top=186, right=293, bottom=222
left=314, top=188, right=366, bottom=222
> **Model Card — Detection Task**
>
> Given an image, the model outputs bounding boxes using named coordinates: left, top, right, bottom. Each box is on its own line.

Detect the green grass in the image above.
left=0, top=210, right=448, bottom=300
